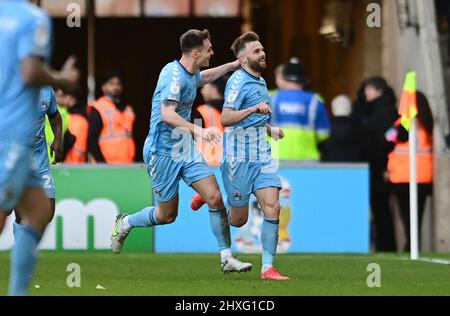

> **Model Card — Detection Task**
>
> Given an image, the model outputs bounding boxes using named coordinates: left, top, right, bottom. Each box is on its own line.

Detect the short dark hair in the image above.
left=283, top=58, right=309, bottom=86
left=101, top=70, right=122, bottom=86
left=231, top=32, right=260, bottom=57
left=180, top=29, right=211, bottom=54
left=364, top=76, right=388, bottom=93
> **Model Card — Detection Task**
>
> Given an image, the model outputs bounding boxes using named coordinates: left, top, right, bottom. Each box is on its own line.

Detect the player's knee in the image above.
left=264, top=201, right=281, bottom=218
left=231, top=216, right=248, bottom=228
left=231, top=220, right=247, bottom=228
left=204, top=190, right=223, bottom=209
left=160, top=213, right=177, bottom=224
left=21, top=194, right=52, bottom=232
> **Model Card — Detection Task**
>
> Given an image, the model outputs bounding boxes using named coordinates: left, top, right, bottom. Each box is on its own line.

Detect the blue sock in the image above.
left=222, top=198, right=232, bottom=224
left=261, top=218, right=279, bottom=268
left=127, top=207, right=160, bottom=228
left=12, top=221, right=22, bottom=240
left=209, top=208, right=231, bottom=251
left=8, top=225, right=42, bottom=296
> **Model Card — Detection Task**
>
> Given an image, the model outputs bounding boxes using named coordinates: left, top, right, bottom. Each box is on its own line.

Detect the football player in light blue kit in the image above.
left=111, top=29, right=252, bottom=273
left=0, top=0, right=78, bottom=296
left=221, top=32, right=289, bottom=280
left=11, top=86, right=63, bottom=235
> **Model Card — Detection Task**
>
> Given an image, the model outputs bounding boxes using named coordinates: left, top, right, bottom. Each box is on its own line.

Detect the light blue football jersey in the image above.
left=145, top=60, right=202, bottom=158
left=0, top=0, right=52, bottom=145
left=223, top=68, right=272, bottom=161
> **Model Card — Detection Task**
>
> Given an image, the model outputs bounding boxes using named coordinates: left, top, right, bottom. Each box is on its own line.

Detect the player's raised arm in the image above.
left=22, top=55, right=79, bottom=93
left=199, top=60, right=240, bottom=87
left=221, top=103, right=272, bottom=127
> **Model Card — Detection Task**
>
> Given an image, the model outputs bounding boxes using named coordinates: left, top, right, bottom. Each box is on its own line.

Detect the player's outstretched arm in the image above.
left=161, top=100, right=220, bottom=144
left=22, top=55, right=79, bottom=93
left=221, top=103, right=272, bottom=127
left=199, top=60, right=240, bottom=86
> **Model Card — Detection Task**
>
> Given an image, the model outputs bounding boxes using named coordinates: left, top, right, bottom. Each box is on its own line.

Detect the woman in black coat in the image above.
left=353, top=77, right=399, bottom=252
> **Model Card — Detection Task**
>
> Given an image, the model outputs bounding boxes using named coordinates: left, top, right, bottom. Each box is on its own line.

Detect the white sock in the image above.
left=262, top=264, right=273, bottom=273
left=122, top=216, right=131, bottom=231
left=220, top=249, right=232, bottom=263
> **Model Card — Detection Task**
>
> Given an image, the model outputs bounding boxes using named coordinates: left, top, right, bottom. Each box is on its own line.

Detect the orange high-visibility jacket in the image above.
left=65, top=114, right=88, bottom=164
left=196, top=105, right=224, bottom=166
left=90, top=97, right=136, bottom=164
left=388, top=120, right=433, bottom=184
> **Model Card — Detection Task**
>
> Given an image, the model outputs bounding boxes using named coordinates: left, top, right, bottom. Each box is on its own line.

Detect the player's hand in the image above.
left=50, top=138, right=64, bottom=164
left=59, top=55, right=79, bottom=92
left=202, top=127, right=222, bottom=146
left=230, top=59, right=241, bottom=71
left=250, top=103, right=272, bottom=115
left=268, top=127, right=285, bottom=141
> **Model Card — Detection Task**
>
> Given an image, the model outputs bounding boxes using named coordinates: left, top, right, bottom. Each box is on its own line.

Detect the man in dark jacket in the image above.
left=354, top=77, right=398, bottom=252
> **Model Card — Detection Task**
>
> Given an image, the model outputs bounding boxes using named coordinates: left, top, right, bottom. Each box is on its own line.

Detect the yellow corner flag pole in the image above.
left=399, top=71, right=419, bottom=260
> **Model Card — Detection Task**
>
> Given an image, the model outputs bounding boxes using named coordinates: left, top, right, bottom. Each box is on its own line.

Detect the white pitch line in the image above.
left=417, top=258, right=450, bottom=265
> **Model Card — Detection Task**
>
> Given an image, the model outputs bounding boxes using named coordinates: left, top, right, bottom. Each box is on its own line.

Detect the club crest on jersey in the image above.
left=232, top=191, right=243, bottom=202
left=170, top=82, right=181, bottom=95
left=227, top=90, right=238, bottom=103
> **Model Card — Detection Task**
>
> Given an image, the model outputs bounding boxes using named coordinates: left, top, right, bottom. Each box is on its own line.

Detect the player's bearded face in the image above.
left=248, top=54, right=266, bottom=73
left=246, top=42, right=266, bottom=73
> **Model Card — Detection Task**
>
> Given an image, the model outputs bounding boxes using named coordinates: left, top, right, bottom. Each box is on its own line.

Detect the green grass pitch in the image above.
left=1, top=252, right=450, bottom=296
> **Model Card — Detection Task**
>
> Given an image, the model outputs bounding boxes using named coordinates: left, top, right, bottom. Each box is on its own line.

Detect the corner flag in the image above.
left=398, top=71, right=418, bottom=131
left=399, top=71, right=420, bottom=260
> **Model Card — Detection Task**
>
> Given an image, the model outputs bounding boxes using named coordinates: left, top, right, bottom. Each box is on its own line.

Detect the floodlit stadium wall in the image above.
left=0, top=163, right=369, bottom=253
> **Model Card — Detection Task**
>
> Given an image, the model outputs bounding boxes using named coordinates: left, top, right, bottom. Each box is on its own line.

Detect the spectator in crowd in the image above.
left=354, top=76, right=398, bottom=252
left=270, top=58, right=330, bottom=160
left=61, top=89, right=89, bottom=163
left=321, top=95, right=363, bottom=162
left=192, top=76, right=228, bottom=165
left=386, top=91, right=434, bottom=251
left=269, top=63, right=288, bottom=96
left=88, top=70, right=136, bottom=164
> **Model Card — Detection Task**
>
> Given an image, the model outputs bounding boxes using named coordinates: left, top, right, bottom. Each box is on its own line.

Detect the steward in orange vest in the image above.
left=88, top=71, right=135, bottom=164
left=61, top=89, right=89, bottom=164
left=387, top=120, right=433, bottom=184
left=192, top=77, right=227, bottom=165
left=66, top=114, right=89, bottom=163
left=195, top=104, right=224, bottom=165
left=386, top=91, right=433, bottom=251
